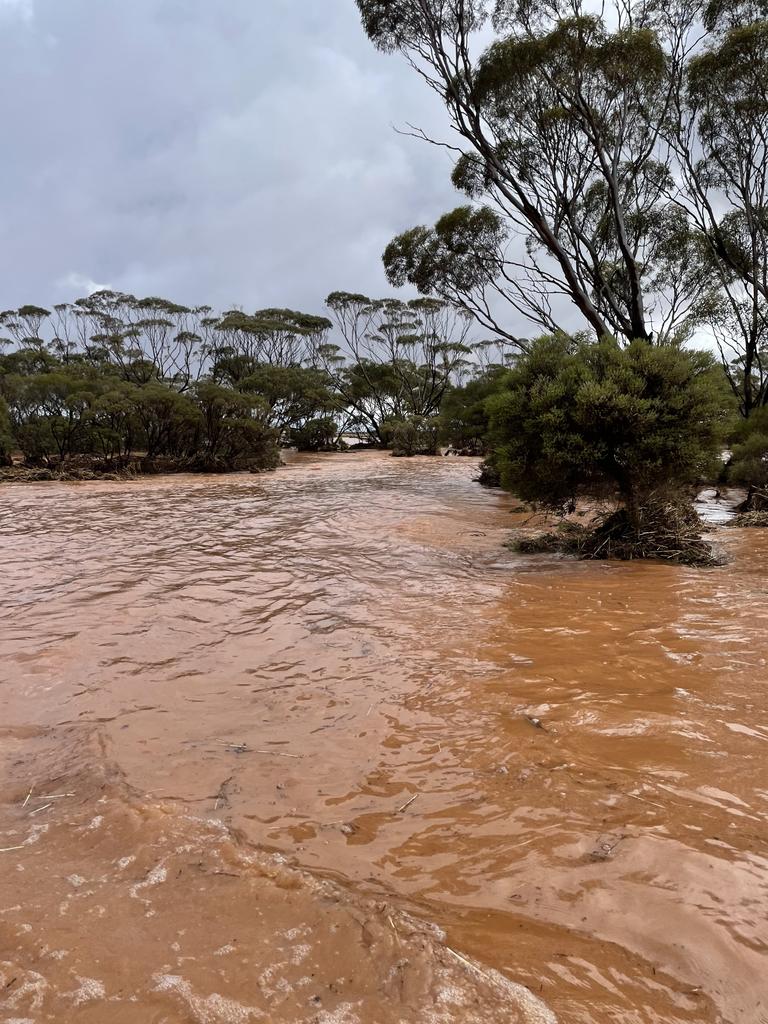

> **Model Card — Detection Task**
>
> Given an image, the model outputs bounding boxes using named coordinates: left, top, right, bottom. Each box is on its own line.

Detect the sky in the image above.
left=0, top=0, right=464, bottom=318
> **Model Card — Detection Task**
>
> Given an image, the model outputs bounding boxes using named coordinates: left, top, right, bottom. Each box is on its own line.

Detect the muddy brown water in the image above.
left=1, top=452, right=767, bottom=1023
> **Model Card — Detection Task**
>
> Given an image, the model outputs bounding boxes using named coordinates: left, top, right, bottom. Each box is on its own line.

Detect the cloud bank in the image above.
left=0, top=0, right=467, bottom=319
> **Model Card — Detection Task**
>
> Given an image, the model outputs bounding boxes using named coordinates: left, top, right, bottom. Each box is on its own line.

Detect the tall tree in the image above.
left=359, top=0, right=714, bottom=345
left=664, top=0, right=768, bottom=413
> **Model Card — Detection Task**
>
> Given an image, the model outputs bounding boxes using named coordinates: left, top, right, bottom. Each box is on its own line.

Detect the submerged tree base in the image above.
left=512, top=500, right=723, bottom=567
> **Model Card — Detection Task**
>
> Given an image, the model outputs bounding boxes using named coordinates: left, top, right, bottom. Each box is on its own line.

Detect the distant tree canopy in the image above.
left=0, top=289, right=489, bottom=471
left=319, top=293, right=475, bottom=445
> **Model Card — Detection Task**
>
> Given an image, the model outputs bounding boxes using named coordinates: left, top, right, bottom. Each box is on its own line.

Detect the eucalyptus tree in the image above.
left=0, top=305, right=51, bottom=346
left=358, top=0, right=715, bottom=346
left=212, top=308, right=333, bottom=371
left=321, top=292, right=473, bottom=443
left=662, top=0, right=768, bottom=414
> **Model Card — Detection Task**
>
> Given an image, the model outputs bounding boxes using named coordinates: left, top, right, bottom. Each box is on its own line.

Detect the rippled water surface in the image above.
left=1, top=453, right=767, bottom=1023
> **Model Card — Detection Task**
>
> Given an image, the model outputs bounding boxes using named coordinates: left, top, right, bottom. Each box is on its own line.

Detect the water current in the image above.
left=1, top=453, right=766, bottom=1023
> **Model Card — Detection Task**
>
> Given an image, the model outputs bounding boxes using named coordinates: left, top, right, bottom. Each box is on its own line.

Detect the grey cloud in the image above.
left=0, top=0, right=470, bottom=319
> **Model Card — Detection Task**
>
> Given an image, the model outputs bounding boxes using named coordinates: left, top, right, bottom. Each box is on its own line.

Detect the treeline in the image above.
left=0, top=290, right=504, bottom=474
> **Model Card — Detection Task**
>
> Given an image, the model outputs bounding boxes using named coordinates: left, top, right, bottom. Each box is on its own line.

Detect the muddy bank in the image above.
left=1, top=453, right=767, bottom=1023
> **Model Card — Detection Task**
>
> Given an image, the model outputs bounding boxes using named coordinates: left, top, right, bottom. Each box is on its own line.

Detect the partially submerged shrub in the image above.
left=487, top=335, right=730, bottom=561
left=487, top=335, right=728, bottom=515
left=728, top=407, right=768, bottom=514
left=382, top=416, right=440, bottom=456
left=289, top=416, right=339, bottom=452
left=510, top=499, right=722, bottom=566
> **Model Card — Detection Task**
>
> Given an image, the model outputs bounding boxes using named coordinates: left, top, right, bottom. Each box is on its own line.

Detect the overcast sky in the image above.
left=0, top=0, right=465, bottom=318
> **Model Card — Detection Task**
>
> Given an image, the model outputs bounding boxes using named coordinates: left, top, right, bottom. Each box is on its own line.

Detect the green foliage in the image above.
left=322, top=292, right=472, bottom=444
left=0, top=293, right=345, bottom=474
left=438, top=367, right=507, bottom=453
left=0, top=396, right=14, bottom=465
left=729, top=408, right=768, bottom=497
left=237, top=365, right=335, bottom=436
left=289, top=416, right=339, bottom=452
left=383, top=207, right=508, bottom=308
left=381, top=415, right=441, bottom=457
left=487, top=335, right=729, bottom=513
left=192, top=381, right=279, bottom=471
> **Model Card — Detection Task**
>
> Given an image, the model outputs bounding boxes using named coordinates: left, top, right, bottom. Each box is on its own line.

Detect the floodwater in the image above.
left=1, top=452, right=767, bottom=1024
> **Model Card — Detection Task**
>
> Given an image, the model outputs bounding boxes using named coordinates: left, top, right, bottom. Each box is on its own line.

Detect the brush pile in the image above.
left=729, top=510, right=768, bottom=528
left=513, top=499, right=722, bottom=566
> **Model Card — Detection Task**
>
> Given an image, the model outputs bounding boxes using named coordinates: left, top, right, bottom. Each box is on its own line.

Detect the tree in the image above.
left=358, top=0, right=714, bottom=346
left=0, top=290, right=313, bottom=476
left=665, top=4, right=768, bottom=415
left=381, top=415, right=441, bottom=455
left=289, top=416, right=339, bottom=452
left=486, top=334, right=729, bottom=526
left=321, top=293, right=472, bottom=444
left=728, top=406, right=768, bottom=510
left=235, top=364, right=336, bottom=439
left=438, top=365, right=508, bottom=453
left=0, top=396, right=14, bottom=466
left=192, top=381, right=280, bottom=471
left=212, top=309, right=332, bottom=371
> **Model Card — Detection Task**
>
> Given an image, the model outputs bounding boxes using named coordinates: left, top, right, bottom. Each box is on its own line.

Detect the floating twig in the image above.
left=397, top=794, right=419, bottom=814
left=21, top=785, right=34, bottom=808
left=445, top=947, right=494, bottom=983
left=251, top=683, right=298, bottom=695
left=524, top=715, right=549, bottom=732
left=254, top=749, right=302, bottom=759
left=29, top=803, right=52, bottom=816
left=0, top=845, right=26, bottom=853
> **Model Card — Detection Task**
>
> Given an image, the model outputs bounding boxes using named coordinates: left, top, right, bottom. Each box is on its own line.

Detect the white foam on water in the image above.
left=311, top=1004, right=362, bottom=1024
left=0, top=966, right=48, bottom=1012
left=290, top=944, right=311, bottom=966
left=129, top=864, right=167, bottom=898
left=65, top=976, right=106, bottom=1006
left=152, top=973, right=264, bottom=1023
left=213, top=944, right=236, bottom=957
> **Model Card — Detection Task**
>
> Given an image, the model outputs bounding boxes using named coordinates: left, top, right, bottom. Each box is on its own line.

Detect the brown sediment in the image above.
left=0, top=730, right=553, bottom=1024
left=1, top=452, right=767, bottom=1023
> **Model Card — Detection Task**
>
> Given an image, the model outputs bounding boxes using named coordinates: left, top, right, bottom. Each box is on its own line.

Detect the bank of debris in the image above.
left=729, top=509, right=768, bottom=528
left=512, top=499, right=723, bottom=566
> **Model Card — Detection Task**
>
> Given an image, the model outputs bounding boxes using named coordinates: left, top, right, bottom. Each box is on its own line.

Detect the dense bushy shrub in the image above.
left=438, top=367, right=507, bottom=454
left=382, top=415, right=440, bottom=456
left=728, top=407, right=768, bottom=511
left=486, top=335, right=729, bottom=521
left=289, top=416, right=339, bottom=452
